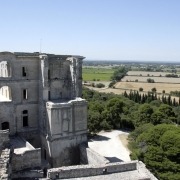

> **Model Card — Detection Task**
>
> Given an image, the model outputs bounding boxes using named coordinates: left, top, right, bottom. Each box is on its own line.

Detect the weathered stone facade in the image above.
left=0, top=51, right=87, bottom=169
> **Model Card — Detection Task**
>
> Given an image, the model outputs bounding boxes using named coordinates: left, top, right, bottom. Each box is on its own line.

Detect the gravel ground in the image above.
left=88, top=130, right=130, bottom=162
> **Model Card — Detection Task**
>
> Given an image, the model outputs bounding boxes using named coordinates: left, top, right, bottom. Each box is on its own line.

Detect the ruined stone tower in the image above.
left=0, top=52, right=87, bottom=168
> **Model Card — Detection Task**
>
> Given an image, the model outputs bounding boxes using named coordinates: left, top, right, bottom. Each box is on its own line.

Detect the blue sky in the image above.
left=0, top=0, right=180, bottom=61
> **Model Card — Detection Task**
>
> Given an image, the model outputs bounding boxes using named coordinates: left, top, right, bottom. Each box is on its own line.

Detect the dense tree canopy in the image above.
left=83, top=87, right=179, bottom=133
left=129, top=124, right=180, bottom=180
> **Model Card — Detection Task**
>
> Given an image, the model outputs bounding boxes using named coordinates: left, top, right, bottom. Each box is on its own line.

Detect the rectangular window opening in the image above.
left=22, top=67, right=27, bottom=77
left=48, top=69, right=50, bottom=79
left=48, top=91, right=50, bottom=100
left=23, top=116, right=28, bottom=127
left=44, top=149, right=47, bottom=160
left=23, top=89, right=28, bottom=99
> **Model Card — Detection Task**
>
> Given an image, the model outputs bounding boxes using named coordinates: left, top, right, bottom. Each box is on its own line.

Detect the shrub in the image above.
left=109, top=80, right=116, bottom=88
left=151, top=87, right=157, bottom=92
left=96, top=83, right=105, bottom=88
left=147, top=78, right=155, bottom=83
left=139, top=87, right=143, bottom=92
left=91, top=83, right=95, bottom=87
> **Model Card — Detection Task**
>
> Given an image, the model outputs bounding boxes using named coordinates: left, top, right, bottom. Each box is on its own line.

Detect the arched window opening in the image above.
left=22, top=110, right=28, bottom=127
left=0, top=61, right=11, bottom=77
left=0, top=86, right=12, bottom=102
left=1, top=122, right=9, bottom=130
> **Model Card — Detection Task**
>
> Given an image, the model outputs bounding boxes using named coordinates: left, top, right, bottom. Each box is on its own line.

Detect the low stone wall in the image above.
left=80, top=144, right=109, bottom=165
left=47, top=161, right=137, bottom=179
left=137, top=161, right=158, bottom=180
left=0, top=130, right=9, bottom=148
left=11, top=169, right=44, bottom=179
left=11, top=148, right=41, bottom=172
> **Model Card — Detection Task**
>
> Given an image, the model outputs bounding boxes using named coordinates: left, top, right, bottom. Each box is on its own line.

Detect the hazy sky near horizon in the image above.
left=0, top=0, right=180, bottom=61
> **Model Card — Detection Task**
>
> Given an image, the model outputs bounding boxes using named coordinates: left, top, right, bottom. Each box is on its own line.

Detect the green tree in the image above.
left=139, top=87, right=143, bottom=91
left=147, top=78, right=155, bottom=83
left=130, top=124, right=180, bottom=180
left=134, top=104, right=154, bottom=127
left=151, top=87, right=157, bottom=93
left=106, top=98, right=124, bottom=128
left=111, top=67, right=127, bottom=81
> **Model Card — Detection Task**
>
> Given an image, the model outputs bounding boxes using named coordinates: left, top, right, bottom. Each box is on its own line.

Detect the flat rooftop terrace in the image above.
left=10, top=136, right=34, bottom=154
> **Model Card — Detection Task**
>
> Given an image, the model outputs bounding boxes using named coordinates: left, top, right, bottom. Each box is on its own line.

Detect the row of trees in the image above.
left=165, top=73, right=179, bottom=78
left=170, top=90, right=180, bottom=97
left=109, top=67, right=128, bottom=88
left=123, top=90, right=180, bottom=106
left=110, top=66, right=128, bottom=81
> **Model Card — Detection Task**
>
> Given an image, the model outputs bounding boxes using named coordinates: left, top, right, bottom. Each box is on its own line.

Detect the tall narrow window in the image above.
left=44, top=148, right=47, bottom=160
left=22, top=67, right=27, bottom=77
left=48, top=91, right=50, bottom=100
left=23, top=89, right=28, bottom=99
left=22, top=110, right=28, bottom=127
left=48, top=69, right=50, bottom=79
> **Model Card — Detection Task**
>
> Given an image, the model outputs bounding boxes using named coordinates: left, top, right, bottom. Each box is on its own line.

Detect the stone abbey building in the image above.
left=0, top=51, right=157, bottom=179
left=0, top=51, right=87, bottom=167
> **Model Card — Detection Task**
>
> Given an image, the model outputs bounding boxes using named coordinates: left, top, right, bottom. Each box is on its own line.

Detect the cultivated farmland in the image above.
left=82, top=67, right=114, bottom=81
left=123, top=70, right=180, bottom=83
left=127, top=71, right=171, bottom=76
left=122, top=76, right=180, bottom=83
left=115, top=82, right=180, bottom=94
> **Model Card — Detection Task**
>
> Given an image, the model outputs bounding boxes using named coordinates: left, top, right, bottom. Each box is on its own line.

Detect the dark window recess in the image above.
left=48, top=69, right=50, bottom=79
left=1, top=122, right=9, bottom=130
left=60, top=92, right=62, bottom=98
left=23, top=89, right=28, bottom=99
left=48, top=91, right=50, bottom=100
left=23, top=110, right=28, bottom=114
left=22, top=110, right=28, bottom=127
left=44, top=149, right=47, bottom=160
left=22, top=67, right=27, bottom=77
left=23, top=116, right=28, bottom=127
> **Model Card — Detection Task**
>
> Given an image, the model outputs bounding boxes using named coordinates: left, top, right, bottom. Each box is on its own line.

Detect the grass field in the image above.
left=82, top=67, right=114, bottom=81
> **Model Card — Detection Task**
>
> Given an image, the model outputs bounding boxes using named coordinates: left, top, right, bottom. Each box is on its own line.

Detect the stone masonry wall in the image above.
left=80, top=144, right=109, bottom=165
left=47, top=161, right=137, bottom=179
left=11, top=169, right=44, bottom=179
left=0, top=130, right=9, bottom=148
left=11, top=148, right=41, bottom=171
left=0, top=148, right=11, bottom=180
left=0, top=130, right=11, bottom=180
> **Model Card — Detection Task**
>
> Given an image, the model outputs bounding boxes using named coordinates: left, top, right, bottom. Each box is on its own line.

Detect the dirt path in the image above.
left=119, top=133, right=130, bottom=153
left=88, top=130, right=131, bottom=162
